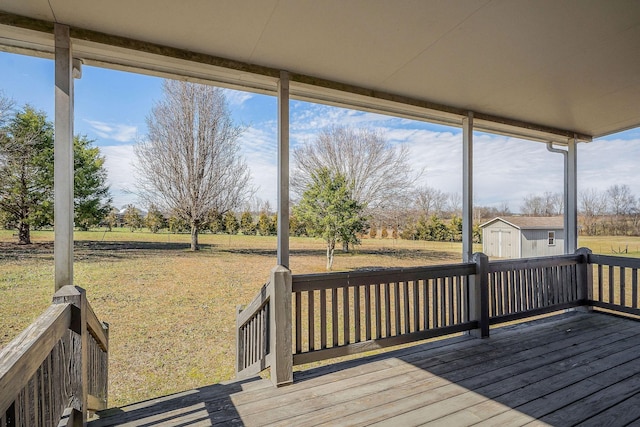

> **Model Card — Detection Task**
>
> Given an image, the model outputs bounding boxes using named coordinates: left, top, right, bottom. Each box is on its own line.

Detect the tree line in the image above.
left=518, top=186, right=640, bottom=236
left=4, top=81, right=639, bottom=269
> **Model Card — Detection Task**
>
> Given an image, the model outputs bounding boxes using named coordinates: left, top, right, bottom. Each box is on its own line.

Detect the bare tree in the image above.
left=292, top=126, right=418, bottom=251
left=292, top=126, right=418, bottom=210
left=606, top=184, right=636, bottom=235
left=0, top=92, right=14, bottom=126
left=446, top=192, right=463, bottom=217
left=414, top=186, right=448, bottom=217
left=579, top=188, right=606, bottom=235
left=135, top=80, right=252, bottom=250
left=544, top=191, right=564, bottom=215
left=520, top=192, right=562, bottom=216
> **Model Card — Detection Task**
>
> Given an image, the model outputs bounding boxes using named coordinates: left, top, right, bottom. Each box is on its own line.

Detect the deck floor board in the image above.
left=90, top=311, right=640, bottom=427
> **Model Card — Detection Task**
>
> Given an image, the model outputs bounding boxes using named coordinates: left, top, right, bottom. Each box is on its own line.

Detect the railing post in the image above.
left=469, top=252, right=490, bottom=338
left=53, top=286, right=88, bottom=426
left=576, top=247, right=593, bottom=310
left=269, top=265, right=293, bottom=387
left=235, top=305, right=245, bottom=375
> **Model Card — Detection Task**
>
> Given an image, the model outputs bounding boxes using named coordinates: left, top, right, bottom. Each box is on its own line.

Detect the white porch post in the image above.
left=54, top=24, right=74, bottom=291
left=277, top=71, right=290, bottom=268
left=462, top=112, right=474, bottom=262
left=566, top=137, right=578, bottom=253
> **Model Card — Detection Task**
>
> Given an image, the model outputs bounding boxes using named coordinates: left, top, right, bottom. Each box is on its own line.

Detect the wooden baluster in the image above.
left=320, top=289, right=327, bottom=349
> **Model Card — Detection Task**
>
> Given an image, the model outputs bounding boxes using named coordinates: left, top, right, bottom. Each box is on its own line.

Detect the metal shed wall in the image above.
left=520, top=228, right=565, bottom=258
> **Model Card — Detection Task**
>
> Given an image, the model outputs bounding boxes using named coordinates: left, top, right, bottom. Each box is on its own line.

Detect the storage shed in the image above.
left=480, top=217, right=564, bottom=259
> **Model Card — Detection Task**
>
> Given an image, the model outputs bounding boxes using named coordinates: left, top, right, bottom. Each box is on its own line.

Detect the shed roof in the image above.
left=480, top=216, right=565, bottom=230
left=1, top=1, right=639, bottom=143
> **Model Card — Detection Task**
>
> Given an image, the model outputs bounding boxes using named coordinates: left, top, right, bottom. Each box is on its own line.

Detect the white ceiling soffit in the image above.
left=1, top=1, right=640, bottom=143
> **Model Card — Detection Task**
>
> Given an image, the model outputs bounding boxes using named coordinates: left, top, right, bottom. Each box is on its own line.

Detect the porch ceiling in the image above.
left=1, top=1, right=640, bottom=142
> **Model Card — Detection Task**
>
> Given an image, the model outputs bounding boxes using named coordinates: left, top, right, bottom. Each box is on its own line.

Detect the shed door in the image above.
left=491, top=229, right=512, bottom=258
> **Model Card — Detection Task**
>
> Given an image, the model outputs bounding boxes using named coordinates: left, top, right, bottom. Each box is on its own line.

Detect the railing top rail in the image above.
left=292, top=262, right=476, bottom=291
left=237, top=281, right=271, bottom=328
left=589, top=253, right=640, bottom=269
left=86, top=302, right=108, bottom=351
left=0, top=302, right=71, bottom=414
left=487, top=253, right=581, bottom=273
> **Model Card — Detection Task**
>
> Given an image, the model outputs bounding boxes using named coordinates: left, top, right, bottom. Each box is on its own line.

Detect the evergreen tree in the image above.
left=448, top=215, right=463, bottom=242
left=0, top=106, right=53, bottom=243
left=428, top=215, right=448, bottom=241
left=294, top=168, right=366, bottom=270
left=145, top=204, right=166, bottom=233
left=257, top=212, right=273, bottom=236
left=224, top=211, right=239, bottom=234
left=381, top=226, right=388, bottom=239
left=123, top=205, right=143, bottom=232
left=74, top=135, right=112, bottom=230
left=240, top=211, right=255, bottom=235
left=0, top=106, right=111, bottom=242
left=270, top=214, right=278, bottom=235
left=104, top=208, right=120, bottom=231
left=207, top=210, right=224, bottom=233
left=289, top=212, right=307, bottom=237
left=168, top=214, right=188, bottom=233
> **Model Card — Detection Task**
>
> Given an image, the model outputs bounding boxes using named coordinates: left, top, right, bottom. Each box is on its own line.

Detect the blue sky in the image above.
left=2, top=51, right=640, bottom=212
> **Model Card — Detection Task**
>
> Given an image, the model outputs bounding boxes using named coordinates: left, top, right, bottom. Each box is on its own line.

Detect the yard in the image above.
left=0, top=229, right=637, bottom=407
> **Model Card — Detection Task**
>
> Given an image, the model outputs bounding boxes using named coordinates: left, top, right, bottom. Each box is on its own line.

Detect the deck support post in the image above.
left=277, top=71, right=290, bottom=268
left=576, top=247, right=593, bottom=310
left=54, top=24, right=75, bottom=291
left=53, top=286, right=88, bottom=426
left=469, top=252, right=489, bottom=338
left=462, top=112, right=474, bottom=262
left=270, top=265, right=293, bottom=386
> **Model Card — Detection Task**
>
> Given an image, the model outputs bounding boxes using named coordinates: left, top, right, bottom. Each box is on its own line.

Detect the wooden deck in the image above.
left=90, top=311, right=640, bottom=426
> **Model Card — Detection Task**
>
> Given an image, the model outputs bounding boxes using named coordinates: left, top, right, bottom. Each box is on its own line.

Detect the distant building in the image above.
left=480, top=216, right=565, bottom=259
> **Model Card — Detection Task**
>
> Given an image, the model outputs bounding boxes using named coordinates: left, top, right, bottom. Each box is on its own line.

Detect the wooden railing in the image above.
left=486, top=253, right=585, bottom=324
left=236, top=248, right=640, bottom=387
left=236, top=266, right=292, bottom=386
left=589, top=253, right=640, bottom=317
left=291, top=263, right=477, bottom=365
left=0, top=286, right=108, bottom=427
left=236, top=282, right=270, bottom=378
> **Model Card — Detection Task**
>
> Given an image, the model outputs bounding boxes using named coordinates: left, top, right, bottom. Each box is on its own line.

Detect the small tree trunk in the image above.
left=190, top=224, right=199, bottom=251
left=326, top=240, right=335, bottom=270
left=18, top=220, right=31, bottom=245
left=342, top=241, right=350, bottom=253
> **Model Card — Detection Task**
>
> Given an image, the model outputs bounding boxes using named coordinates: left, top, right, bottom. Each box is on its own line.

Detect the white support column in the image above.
left=54, top=24, right=74, bottom=291
left=566, top=137, right=578, bottom=253
left=277, top=71, right=290, bottom=268
left=462, top=112, right=474, bottom=262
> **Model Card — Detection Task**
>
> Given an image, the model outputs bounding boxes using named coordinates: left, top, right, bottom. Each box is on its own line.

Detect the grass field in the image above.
left=0, top=228, right=482, bottom=407
left=1, top=229, right=639, bottom=407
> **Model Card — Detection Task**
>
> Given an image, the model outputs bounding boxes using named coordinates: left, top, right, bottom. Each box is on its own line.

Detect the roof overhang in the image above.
left=1, top=2, right=639, bottom=144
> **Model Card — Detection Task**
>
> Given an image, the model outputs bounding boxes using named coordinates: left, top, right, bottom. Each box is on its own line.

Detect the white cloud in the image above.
left=579, top=137, right=640, bottom=196
left=238, top=125, right=278, bottom=205
left=85, top=120, right=138, bottom=143
left=100, top=144, right=139, bottom=209
left=95, top=102, right=640, bottom=213
left=223, top=88, right=253, bottom=106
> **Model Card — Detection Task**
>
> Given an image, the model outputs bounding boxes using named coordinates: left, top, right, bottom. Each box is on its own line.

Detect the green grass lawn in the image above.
left=1, top=228, right=638, bottom=407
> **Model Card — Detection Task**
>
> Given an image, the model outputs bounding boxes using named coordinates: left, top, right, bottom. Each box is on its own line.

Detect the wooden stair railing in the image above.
left=0, top=286, right=108, bottom=427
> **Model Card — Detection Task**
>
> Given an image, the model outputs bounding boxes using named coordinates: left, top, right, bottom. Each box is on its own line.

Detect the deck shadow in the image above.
left=89, top=377, right=266, bottom=426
